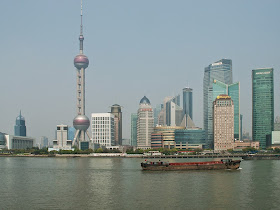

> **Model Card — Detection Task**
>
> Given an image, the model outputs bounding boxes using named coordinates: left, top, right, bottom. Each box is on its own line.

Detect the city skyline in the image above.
left=1, top=1, right=280, bottom=142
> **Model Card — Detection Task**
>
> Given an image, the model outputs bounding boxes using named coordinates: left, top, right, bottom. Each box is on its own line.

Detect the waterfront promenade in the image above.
left=1, top=153, right=280, bottom=160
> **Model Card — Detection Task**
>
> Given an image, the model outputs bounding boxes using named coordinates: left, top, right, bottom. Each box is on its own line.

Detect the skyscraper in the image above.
left=166, top=100, right=183, bottom=126
left=203, top=59, right=232, bottom=148
left=68, top=127, right=76, bottom=141
left=182, top=87, right=193, bottom=125
left=91, top=113, right=115, bottom=147
left=137, top=96, right=154, bottom=149
left=40, top=136, right=49, bottom=148
left=14, top=111, right=26, bottom=137
left=212, top=80, right=240, bottom=140
left=72, top=0, right=91, bottom=147
left=252, top=68, right=274, bottom=148
left=213, top=95, right=234, bottom=152
left=110, top=104, right=122, bottom=145
left=131, top=113, right=138, bottom=147
left=153, top=104, right=163, bottom=126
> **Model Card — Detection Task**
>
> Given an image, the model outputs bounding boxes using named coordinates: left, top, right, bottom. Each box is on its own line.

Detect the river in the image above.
left=0, top=157, right=279, bottom=210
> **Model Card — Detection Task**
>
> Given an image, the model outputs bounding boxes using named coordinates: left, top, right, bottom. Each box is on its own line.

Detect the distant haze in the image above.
left=0, top=0, right=279, bottom=143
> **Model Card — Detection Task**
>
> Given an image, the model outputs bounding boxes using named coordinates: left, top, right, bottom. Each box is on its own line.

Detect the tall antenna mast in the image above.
left=79, top=0, right=84, bottom=54
left=80, top=0, right=83, bottom=35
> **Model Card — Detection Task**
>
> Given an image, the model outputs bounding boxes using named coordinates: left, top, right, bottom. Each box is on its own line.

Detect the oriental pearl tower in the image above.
left=72, top=0, right=91, bottom=147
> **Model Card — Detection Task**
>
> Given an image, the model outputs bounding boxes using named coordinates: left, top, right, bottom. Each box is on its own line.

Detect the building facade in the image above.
left=53, top=125, right=72, bottom=150
left=131, top=113, right=138, bottom=147
left=151, top=126, right=185, bottom=149
left=203, top=59, right=233, bottom=148
left=137, top=96, right=154, bottom=149
left=212, top=80, right=240, bottom=140
left=110, top=104, right=122, bottom=145
left=5, top=135, right=34, bottom=150
left=213, top=95, right=234, bottom=152
left=175, top=129, right=206, bottom=149
left=67, top=127, right=76, bottom=141
left=91, top=113, right=115, bottom=147
left=182, top=87, right=193, bottom=126
left=274, top=116, right=280, bottom=131
left=153, top=104, right=163, bottom=126
left=252, top=68, right=274, bottom=148
left=14, top=111, right=26, bottom=137
left=40, top=136, right=49, bottom=148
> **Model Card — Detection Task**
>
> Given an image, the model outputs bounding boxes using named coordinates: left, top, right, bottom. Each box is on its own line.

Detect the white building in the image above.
left=137, top=96, right=154, bottom=149
left=272, top=131, right=280, bottom=145
left=52, top=125, right=72, bottom=150
left=2, top=134, right=34, bottom=150
left=91, top=113, right=115, bottom=147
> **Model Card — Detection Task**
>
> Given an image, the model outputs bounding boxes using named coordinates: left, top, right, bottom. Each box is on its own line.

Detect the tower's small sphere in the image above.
left=73, top=115, right=90, bottom=131
left=74, top=54, right=89, bottom=69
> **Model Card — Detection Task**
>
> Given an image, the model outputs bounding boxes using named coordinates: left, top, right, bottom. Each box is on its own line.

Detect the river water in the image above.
left=0, top=157, right=279, bottom=210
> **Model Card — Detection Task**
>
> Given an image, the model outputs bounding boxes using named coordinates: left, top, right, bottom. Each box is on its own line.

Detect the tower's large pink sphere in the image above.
left=73, top=115, right=90, bottom=131
left=74, top=54, right=89, bottom=69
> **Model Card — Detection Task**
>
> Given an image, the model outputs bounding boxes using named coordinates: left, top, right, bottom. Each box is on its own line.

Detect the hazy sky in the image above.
left=1, top=0, right=280, bottom=143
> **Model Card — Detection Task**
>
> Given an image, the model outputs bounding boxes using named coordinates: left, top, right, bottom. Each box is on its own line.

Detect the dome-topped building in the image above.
left=140, top=96, right=151, bottom=104
left=137, top=96, right=154, bottom=149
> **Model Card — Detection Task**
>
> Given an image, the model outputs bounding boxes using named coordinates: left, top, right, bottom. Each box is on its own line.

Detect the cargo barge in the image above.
left=141, top=159, right=241, bottom=170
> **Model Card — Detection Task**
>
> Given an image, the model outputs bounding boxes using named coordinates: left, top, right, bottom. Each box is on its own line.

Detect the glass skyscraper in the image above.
left=153, top=104, right=163, bottom=126
left=14, top=111, right=26, bottom=137
left=203, top=59, right=232, bottom=148
left=213, top=80, right=240, bottom=140
left=252, top=68, right=274, bottom=148
left=182, top=87, right=193, bottom=125
left=131, top=113, right=138, bottom=147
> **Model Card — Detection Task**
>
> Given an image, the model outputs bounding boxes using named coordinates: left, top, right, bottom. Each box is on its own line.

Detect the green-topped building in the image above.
left=252, top=68, right=274, bottom=148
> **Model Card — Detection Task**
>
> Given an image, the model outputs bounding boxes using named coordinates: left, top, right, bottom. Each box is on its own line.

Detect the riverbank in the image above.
left=1, top=153, right=280, bottom=159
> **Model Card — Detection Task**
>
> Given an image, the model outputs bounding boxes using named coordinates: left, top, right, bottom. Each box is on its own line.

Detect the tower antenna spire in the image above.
left=79, top=0, right=84, bottom=54
left=80, top=0, right=83, bottom=36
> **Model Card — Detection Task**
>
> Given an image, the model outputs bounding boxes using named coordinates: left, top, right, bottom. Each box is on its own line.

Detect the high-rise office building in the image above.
left=203, top=59, right=232, bottom=148
left=212, top=80, right=240, bottom=140
left=240, top=114, right=243, bottom=141
left=182, top=87, right=193, bottom=125
left=68, top=127, right=76, bottom=141
left=252, top=68, right=274, bottom=148
left=153, top=104, right=163, bottom=126
left=131, top=113, right=138, bottom=147
left=137, top=96, right=154, bottom=149
left=172, top=94, right=180, bottom=107
left=166, top=100, right=183, bottom=126
left=213, top=95, right=234, bottom=152
left=110, top=104, right=122, bottom=145
left=14, top=111, right=26, bottom=137
left=91, top=113, right=115, bottom=147
left=53, top=125, right=72, bottom=150
left=40, top=136, right=49, bottom=148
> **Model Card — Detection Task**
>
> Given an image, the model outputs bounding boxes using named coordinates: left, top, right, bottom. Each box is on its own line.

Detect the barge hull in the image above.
left=141, top=160, right=241, bottom=171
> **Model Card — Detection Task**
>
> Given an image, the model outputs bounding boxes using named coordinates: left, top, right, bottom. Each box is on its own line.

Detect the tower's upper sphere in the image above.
left=73, top=115, right=90, bottom=131
left=74, top=54, right=89, bottom=69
